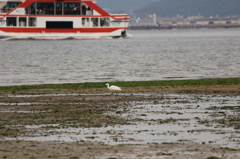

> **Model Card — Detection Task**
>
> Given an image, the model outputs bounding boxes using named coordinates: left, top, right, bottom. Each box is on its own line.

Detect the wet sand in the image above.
left=0, top=85, right=240, bottom=159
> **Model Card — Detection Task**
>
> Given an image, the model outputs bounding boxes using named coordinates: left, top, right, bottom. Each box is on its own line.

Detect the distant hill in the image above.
left=96, top=0, right=158, bottom=13
left=134, top=0, right=240, bottom=18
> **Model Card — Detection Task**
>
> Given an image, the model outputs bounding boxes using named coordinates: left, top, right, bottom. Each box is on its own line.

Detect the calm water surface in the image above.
left=0, top=28, right=240, bottom=86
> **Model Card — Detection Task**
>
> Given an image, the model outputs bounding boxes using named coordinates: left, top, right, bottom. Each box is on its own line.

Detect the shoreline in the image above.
left=128, top=23, right=240, bottom=30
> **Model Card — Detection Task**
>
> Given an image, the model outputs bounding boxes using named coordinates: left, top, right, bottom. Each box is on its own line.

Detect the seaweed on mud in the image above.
left=206, top=157, right=221, bottom=159
left=197, top=115, right=240, bottom=129
left=156, top=118, right=190, bottom=124
left=0, top=88, right=240, bottom=158
left=0, top=127, right=21, bottom=137
left=207, top=106, right=240, bottom=111
left=156, top=151, right=173, bottom=156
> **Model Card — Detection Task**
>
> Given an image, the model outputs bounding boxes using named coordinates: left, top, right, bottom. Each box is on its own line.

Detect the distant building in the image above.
left=129, top=14, right=240, bottom=29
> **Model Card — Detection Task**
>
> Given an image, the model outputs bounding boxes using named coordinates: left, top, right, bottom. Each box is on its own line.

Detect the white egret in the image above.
left=106, top=83, right=121, bottom=95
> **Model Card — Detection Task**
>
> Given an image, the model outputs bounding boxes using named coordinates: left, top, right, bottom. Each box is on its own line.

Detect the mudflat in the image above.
left=0, top=84, right=240, bottom=159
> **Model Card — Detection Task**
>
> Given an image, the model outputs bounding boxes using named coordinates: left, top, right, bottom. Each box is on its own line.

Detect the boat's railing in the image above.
left=25, top=8, right=93, bottom=15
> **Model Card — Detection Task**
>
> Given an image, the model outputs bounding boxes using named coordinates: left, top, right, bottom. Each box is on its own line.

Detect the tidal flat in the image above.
left=0, top=80, right=240, bottom=159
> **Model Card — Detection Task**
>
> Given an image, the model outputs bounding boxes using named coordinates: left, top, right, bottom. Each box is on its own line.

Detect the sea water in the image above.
left=0, top=28, right=240, bottom=86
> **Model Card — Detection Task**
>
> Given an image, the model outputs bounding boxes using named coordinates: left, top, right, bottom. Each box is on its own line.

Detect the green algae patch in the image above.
left=0, top=78, right=240, bottom=95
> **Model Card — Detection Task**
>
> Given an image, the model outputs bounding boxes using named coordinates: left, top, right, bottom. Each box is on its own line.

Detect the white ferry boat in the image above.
left=0, top=0, right=130, bottom=39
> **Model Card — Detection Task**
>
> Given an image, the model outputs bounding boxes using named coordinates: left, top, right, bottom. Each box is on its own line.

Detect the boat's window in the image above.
left=1, top=1, right=21, bottom=13
left=91, top=18, right=98, bottom=27
left=55, top=2, right=62, bottom=15
left=19, top=17, right=26, bottom=26
left=26, top=2, right=55, bottom=15
left=25, top=2, right=92, bottom=15
left=25, top=3, right=36, bottom=14
left=29, top=17, right=37, bottom=27
left=81, top=3, right=92, bottom=15
left=82, top=18, right=90, bottom=27
left=81, top=4, right=86, bottom=15
left=63, top=3, right=80, bottom=15
left=37, top=2, right=54, bottom=15
left=46, top=21, right=73, bottom=29
left=100, top=18, right=110, bottom=27
left=6, top=17, right=17, bottom=26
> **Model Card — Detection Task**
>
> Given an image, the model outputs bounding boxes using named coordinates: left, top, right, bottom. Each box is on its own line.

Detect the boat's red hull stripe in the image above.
left=0, top=27, right=127, bottom=33
left=2, top=15, right=130, bottom=21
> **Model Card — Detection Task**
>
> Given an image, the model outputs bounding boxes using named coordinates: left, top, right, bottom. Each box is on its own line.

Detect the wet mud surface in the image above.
left=0, top=86, right=240, bottom=159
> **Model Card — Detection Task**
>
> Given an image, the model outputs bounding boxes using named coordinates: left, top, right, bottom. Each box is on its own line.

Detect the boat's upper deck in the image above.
left=0, top=0, right=129, bottom=22
left=0, top=0, right=101, bottom=16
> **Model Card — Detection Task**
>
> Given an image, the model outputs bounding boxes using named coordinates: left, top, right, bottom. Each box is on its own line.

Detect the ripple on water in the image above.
left=0, top=29, right=240, bottom=86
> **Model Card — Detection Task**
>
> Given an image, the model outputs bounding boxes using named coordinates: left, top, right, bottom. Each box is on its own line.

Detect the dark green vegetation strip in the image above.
left=0, top=78, right=239, bottom=93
